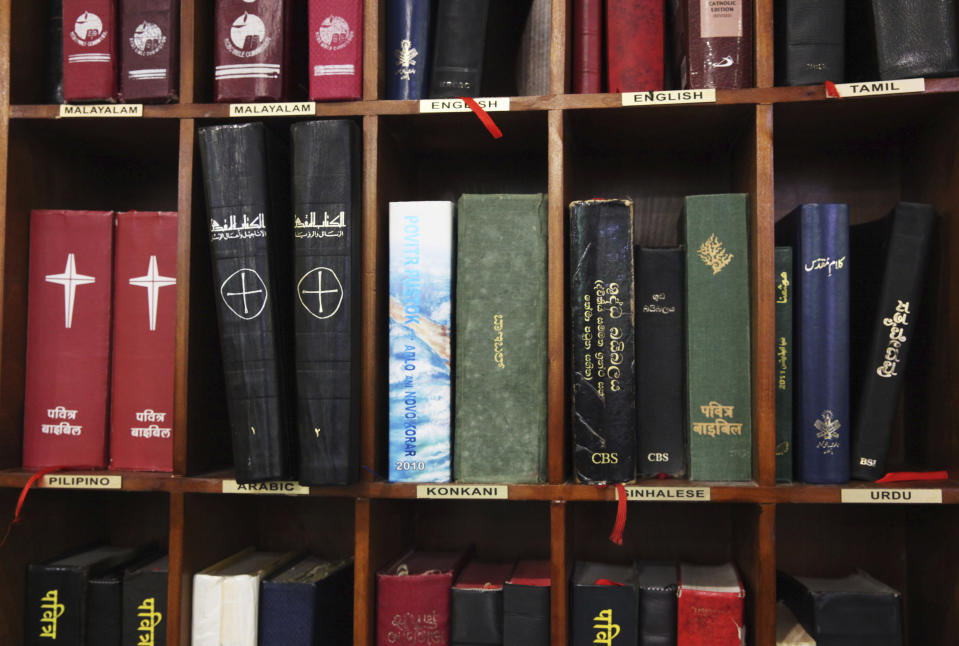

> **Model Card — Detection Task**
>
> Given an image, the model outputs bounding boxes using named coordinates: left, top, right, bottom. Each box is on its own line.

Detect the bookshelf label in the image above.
left=416, top=485, right=508, bottom=499
left=42, top=474, right=122, bottom=489
left=419, top=97, right=510, bottom=113
left=830, top=78, right=925, bottom=99
left=228, top=102, right=316, bottom=117
left=222, top=480, right=310, bottom=495
left=841, top=488, right=942, bottom=504
left=621, top=89, right=717, bottom=107
left=622, top=486, right=711, bottom=501
left=58, top=104, right=143, bottom=118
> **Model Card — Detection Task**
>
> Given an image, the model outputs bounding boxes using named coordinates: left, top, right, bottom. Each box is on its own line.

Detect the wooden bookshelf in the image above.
left=0, top=1, right=957, bottom=644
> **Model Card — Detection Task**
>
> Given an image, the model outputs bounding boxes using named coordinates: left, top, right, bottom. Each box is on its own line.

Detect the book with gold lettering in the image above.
left=677, top=563, right=745, bottom=646
left=775, top=246, right=794, bottom=482
left=570, top=561, right=638, bottom=646
left=260, top=556, right=353, bottom=646
left=122, top=554, right=168, bottom=646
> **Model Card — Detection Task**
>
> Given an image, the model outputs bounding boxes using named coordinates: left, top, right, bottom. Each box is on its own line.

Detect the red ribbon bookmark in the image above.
left=825, top=80, right=840, bottom=98
left=876, top=470, right=949, bottom=483
left=458, top=96, right=503, bottom=139
left=0, top=466, right=66, bottom=551
left=599, top=483, right=628, bottom=545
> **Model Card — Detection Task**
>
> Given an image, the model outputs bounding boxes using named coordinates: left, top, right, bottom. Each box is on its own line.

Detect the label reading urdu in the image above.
left=623, top=486, right=711, bottom=501
left=622, top=89, right=717, bottom=107
left=222, top=480, right=310, bottom=495
left=59, top=104, right=143, bottom=118
left=419, top=97, right=510, bottom=113
left=841, top=488, right=941, bottom=504
left=830, top=78, right=925, bottom=99
left=229, top=102, right=316, bottom=117
left=42, top=474, right=122, bottom=489
left=416, top=484, right=508, bottom=499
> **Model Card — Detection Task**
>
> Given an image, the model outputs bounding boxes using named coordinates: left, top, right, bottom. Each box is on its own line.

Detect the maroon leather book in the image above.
left=109, top=212, right=177, bottom=472
left=377, top=550, right=469, bottom=646
left=573, top=0, right=602, bottom=93
left=63, top=0, right=118, bottom=101
left=308, top=0, right=362, bottom=100
left=119, top=0, right=179, bottom=102
left=214, top=0, right=289, bottom=102
left=607, top=0, right=664, bottom=92
left=671, top=0, right=753, bottom=89
left=23, top=211, right=114, bottom=469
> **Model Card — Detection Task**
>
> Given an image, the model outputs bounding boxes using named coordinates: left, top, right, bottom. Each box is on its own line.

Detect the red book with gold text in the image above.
left=607, top=0, right=664, bottom=92
left=63, top=0, right=118, bottom=101
left=110, top=211, right=177, bottom=472
left=23, top=210, right=114, bottom=469
left=677, top=563, right=746, bottom=646
left=309, top=0, right=363, bottom=100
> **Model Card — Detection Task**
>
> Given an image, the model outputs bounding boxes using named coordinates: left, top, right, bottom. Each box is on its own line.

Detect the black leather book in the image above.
left=86, top=572, right=123, bottom=646
left=775, top=0, right=845, bottom=85
left=198, top=122, right=294, bottom=483
left=429, top=0, right=490, bottom=98
left=290, top=120, right=361, bottom=485
left=260, top=556, right=353, bottom=646
left=775, top=246, right=794, bottom=482
left=44, top=0, right=63, bottom=103
left=122, top=554, right=168, bottom=646
left=635, top=247, right=685, bottom=478
left=570, top=562, right=638, bottom=646
left=850, top=203, right=936, bottom=480
left=503, top=560, right=550, bottom=646
left=635, top=561, right=677, bottom=646
left=451, top=561, right=513, bottom=645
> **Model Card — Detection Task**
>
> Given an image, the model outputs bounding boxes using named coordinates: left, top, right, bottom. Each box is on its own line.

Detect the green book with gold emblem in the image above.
left=453, top=193, right=548, bottom=483
left=683, top=194, right=752, bottom=481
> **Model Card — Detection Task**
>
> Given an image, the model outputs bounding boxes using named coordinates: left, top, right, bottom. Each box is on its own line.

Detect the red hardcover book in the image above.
left=308, top=0, right=363, bottom=100
left=214, top=0, right=289, bottom=102
left=677, top=563, right=746, bottom=646
left=119, top=0, right=180, bottom=102
left=377, top=550, right=469, bottom=646
left=109, top=211, right=177, bottom=472
left=573, top=0, right=602, bottom=93
left=607, top=0, right=664, bottom=92
left=671, top=0, right=753, bottom=89
left=23, top=211, right=114, bottom=469
left=63, top=0, right=118, bottom=101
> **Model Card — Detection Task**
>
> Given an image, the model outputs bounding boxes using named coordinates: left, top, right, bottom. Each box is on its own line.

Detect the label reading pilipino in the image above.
left=622, top=486, right=711, bottom=501
left=222, top=480, right=310, bottom=495
left=419, top=97, right=510, bottom=113
left=229, top=102, right=317, bottom=117
left=416, top=485, right=508, bottom=499
left=841, top=488, right=942, bottom=504
left=59, top=104, right=143, bottom=118
left=829, top=78, right=925, bottom=99
left=621, top=89, right=717, bottom=107
left=42, top=474, right=122, bottom=489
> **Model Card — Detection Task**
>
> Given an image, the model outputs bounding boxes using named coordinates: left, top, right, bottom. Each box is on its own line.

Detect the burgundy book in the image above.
left=677, top=563, right=745, bottom=646
left=63, top=0, right=118, bottom=101
left=23, top=210, right=114, bottom=469
left=671, top=0, right=753, bottom=89
left=377, top=550, right=469, bottom=646
left=119, top=0, right=180, bottom=102
left=607, top=0, right=664, bottom=92
left=573, top=0, right=602, bottom=93
left=109, top=211, right=177, bottom=472
left=214, top=0, right=289, bottom=102
left=308, top=0, right=362, bottom=100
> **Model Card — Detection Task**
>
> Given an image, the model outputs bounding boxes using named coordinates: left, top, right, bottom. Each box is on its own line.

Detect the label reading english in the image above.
left=419, top=97, right=510, bottom=113
left=59, top=104, right=143, bottom=118
left=416, top=485, right=508, bottom=499
left=228, top=102, right=316, bottom=117
left=42, top=475, right=122, bottom=489
left=222, top=480, right=310, bottom=495
left=622, top=89, right=717, bottom=107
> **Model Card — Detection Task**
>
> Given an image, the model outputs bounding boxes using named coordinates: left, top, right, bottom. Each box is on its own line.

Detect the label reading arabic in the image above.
left=59, top=104, right=143, bottom=117
left=416, top=485, right=508, bottom=499
left=622, top=89, right=717, bottom=106
left=222, top=480, right=310, bottom=495
left=419, top=97, right=510, bottom=113
left=42, top=475, right=122, bottom=489
left=829, top=78, right=925, bottom=98
left=229, top=102, right=316, bottom=117
left=841, top=488, right=941, bottom=504
left=622, top=486, right=711, bottom=501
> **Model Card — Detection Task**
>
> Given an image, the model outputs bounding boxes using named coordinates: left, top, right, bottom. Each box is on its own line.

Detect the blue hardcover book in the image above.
left=776, top=204, right=850, bottom=484
left=259, top=556, right=353, bottom=646
left=387, top=0, right=432, bottom=99
left=388, top=201, right=454, bottom=482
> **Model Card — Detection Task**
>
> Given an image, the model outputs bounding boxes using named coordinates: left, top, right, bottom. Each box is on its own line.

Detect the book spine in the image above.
left=26, top=567, right=86, bottom=646
left=569, top=199, right=636, bottom=484
left=606, top=0, right=664, bottom=93
left=571, top=585, right=638, bottom=646
left=775, top=246, right=794, bottom=482
left=681, top=0, right=753, bottom=89
left=684, top=194, right=752, bottom=481
left=517, top=0, right=551, bottom=95
left=454, top=194, right=548, bottom=484
left=198, top=123, right=293, bottom=483
left=388, top=202, right=454, bottom=482
left=86, top=576, right=122, bottom=646
left=214, top=0, right=287, bottom=102
left=451, top=588, right=504, bottom=644
left=872, top=0, right=959, bottom=80
left=119, top=0, right=179, bottom=102
left=635, top=247, right=686, bottom=478
left=503, top=584, right=549, bottom=646
left=377, top=573, right=455, bottom=646
left=62, top=0, right=118, bottom=101
left=259, top=582, right=315, bottom=646
left=23, top=210, right=114, bottom=469
left=775, top=0, right=845, bottom=86
left=312, top=562, right=354, bottom=644
left=290, top=120, right=360, bottom=485
left=45, top=0, right=65, bottom=103
left=677, top=589, right=744, bottom=646
left=386, top=0, right=432, bottom=99
left=309, top=0, right=363, bottom=100
left=429, top=0, right=490, bottom=98
left=573, top=0, right=602, bottom=93
left=122, top=571, right=168, bottom=646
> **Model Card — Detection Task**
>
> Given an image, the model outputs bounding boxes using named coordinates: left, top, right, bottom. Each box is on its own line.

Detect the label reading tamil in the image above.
left=622, top=89, right=717, bottom=107
left=221, top=480, right=310, bottom=495
left=419, top=97, right=510, bottom=113
left=829, top=78, right=925, bottom=99
left=416, top=485, right=508, bottom=499
left=841, top=488, right=941, bottom=504
left=59, top=104, right=143, bottom=118
left=622, top=486, right=711, bottom=501
left=228, top=102, right=316, bottom=117
left=42, top=474, right=122, bottom=489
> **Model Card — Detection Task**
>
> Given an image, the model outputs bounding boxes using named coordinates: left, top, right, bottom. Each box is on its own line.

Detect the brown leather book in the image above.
left=670, top=0, right=753, bottom=89
left=119, top=0, right=179, bottom=102
left=214, top=0, right=289, bottom=102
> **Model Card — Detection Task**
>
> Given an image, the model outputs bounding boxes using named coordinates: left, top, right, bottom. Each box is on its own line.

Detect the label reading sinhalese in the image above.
left=416, top=484, right=508, bottom=499
left=419, top=97, right=510, bottom=113
left=622, top=89, right=717, bottom=107
left=222, top=480, right=310, bottom=495
left=59, top=104, right=143, bottom=117
left=42, top=475, right=122, bottom=489
left=830, top=78, right=925, bottom=98
left=623, top=486, right=711, bottom=501
left=841, top=488, right=941, bottom=504
left=229, top=102, right=316, bottom=117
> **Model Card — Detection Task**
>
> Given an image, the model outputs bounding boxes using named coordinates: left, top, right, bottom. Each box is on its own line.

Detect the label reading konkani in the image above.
left=221, top=480, right=310, bottom=495
left=419, top=97, right=510, bottom=113
left=829, top=78, right=925, bottom=99
left=841, top=488, right=941, bottom=504
left=622, top=486, right=711, bottom=501
left=42, top=475, right=122, bottom=489
left=416, top=485, right=508, bottom=499
left=229, top=102, right=316, bottom=117
left=59, top=104, right=143, bottom=117
left=621, top=89, right=717, bottom=107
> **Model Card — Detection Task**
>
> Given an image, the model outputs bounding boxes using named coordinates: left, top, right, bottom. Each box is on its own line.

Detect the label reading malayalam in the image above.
left=622, top=486, right=711, bottom=501
left=841, top=488, right=941, bottom=504
left=622, top=89, right=717, bottom=107
left=59, top=104, right=143, bottom=118
left=419, top=97, right=510, bottom=113
left=829, top=78, right=925, bottom=99
left=416, top=485, right=508, bottom=499
left=229, top=102, right=316, bottom=117
left=42, top=475, right=122, bottom=489
left=222, top=480, right=309, bottom=495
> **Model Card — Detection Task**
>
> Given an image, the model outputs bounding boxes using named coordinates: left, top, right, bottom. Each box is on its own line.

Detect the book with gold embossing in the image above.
left=570, top=561, right=638, bottom=646
left=684, top=194, right=751, bottom=481
left=775, top=246, right=794, bottom=482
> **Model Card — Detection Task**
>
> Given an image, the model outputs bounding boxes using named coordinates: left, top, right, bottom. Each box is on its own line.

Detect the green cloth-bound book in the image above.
left=454, top=194, right=548, bottom=483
